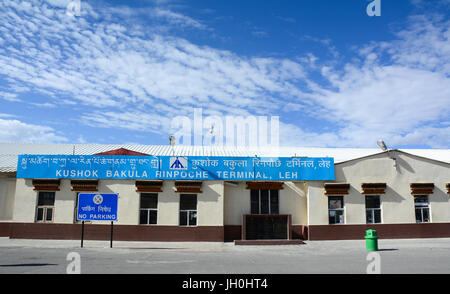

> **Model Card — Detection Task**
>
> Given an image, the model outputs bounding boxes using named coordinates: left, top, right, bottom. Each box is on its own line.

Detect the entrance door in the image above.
left=246, top=189, right=289, bottom=240
left=245, top=214, right=288, bottom=240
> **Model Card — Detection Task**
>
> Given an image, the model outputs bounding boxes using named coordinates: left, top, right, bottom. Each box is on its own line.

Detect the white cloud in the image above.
left=0, top=113, right=16, bottom=118
left=44, top=0, right=70, bottom=8
left=384, top=15, right=450, bottom=75
left=0, top=0, right=307, bottom=115
left=29, top=102, right=56, bottom=108
left=410, top=0, right=450, bottom=8
left=153, top=8, right=207, bottom=30
left=303, top=15, right=450, bottom=147
left=81, top=110, right=172, bottom=135
left=0, top=1, right=448, bottom=148
left=0, top=91, right=21, bottom=102
left=279, top=122, right=340, bottom=148
left=0, top=118, right=67, bottom=143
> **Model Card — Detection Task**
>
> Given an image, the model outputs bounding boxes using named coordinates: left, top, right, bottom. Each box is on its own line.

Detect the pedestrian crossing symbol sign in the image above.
left=170, top=157, right=188, bottom=170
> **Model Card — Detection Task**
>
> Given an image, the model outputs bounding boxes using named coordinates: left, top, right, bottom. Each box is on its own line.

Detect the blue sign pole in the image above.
left=110, top=221, right=113, bottom=248
left=81, top=221, right=84, bottom=248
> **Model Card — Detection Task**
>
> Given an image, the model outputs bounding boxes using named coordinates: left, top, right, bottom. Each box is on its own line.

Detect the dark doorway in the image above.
left=245, top=214, right=289, bottom=240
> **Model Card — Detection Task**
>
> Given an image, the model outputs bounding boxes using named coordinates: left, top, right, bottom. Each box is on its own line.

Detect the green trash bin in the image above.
left=365, top=229, right=378, bottom=251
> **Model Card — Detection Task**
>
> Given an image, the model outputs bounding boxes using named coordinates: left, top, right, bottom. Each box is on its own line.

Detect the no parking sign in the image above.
left=77, top=193, right=118, bottom=221
left=77, top=193, right=118, bottom=248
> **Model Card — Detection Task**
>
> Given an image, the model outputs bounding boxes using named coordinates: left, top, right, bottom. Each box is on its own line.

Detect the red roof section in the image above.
left=94, top=148, right=150, bottom=156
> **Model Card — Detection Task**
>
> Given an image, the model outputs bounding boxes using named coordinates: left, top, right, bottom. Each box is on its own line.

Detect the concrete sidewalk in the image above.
left=0, top=237, right=449, bottom=274
left=1, top=236, right=449, bottom=250
left=0, top=237, right=228, bottom=251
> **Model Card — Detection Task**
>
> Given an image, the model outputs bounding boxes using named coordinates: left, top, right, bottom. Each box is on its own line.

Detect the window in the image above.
left=414, top=195, right=430, bottom=223
left=328, top=196, right=344, bottom=224
left=36, top=191, right=55, bottom=223
left=140, top=193, right=158, bottom=225
left=366, top=195, right=382, bottom=224
left=250, top=189, right=279, bottom=214
left=179, top=194, right=197, bottom=226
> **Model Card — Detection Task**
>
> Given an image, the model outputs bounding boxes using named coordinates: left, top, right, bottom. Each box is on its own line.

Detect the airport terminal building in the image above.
left=0, top=143, right=449, bottom=243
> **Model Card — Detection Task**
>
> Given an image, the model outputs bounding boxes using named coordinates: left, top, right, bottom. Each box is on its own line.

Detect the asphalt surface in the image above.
left=0, top=237, right=449, bottom=274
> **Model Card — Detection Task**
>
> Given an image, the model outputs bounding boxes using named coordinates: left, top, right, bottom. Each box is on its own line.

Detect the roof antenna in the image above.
left=377, top=140, right=396, bottom=168
left=169, top=136, right=175, bottom=156
left=377, top=140, right=388, bottom=151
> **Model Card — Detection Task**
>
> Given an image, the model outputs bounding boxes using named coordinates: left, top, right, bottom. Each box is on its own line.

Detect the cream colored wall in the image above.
left=280, top=182, right=307, bottom=225
left=0, top=174, right=16, bottom=221
left=96, top=179, right=139, bottom=225
left=223, top=181, right=307, bottom=226
left=307, top=181, right=329, bottom=225
left=157, top=181, right=178, bottom=225
left=13, top=178, right=36, bottom=222
left=12, top=179, right=79, bottom=223
left=10, top=151, right=449, bottom=227
left=307, top=151, right=450, bottom=225
left=12, top=179, right=224, bottom=226
left=224, top=182, right=249, bottom=225
left=152, top=180, right=224, bottom=226
left=54, top=180, right=77, bottom=224
left=140, top=180, right=224, bottom=226
left=197, top=181, right=224, bottom=226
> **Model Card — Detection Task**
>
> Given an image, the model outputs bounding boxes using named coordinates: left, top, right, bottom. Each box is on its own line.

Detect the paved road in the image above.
left=0, top=237, right=449, bottom=274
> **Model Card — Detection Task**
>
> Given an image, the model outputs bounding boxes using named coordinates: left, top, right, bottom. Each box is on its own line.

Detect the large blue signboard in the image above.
left=17, top=155, right=335, bottom=181
left=77, top=193, right=118, bottom=221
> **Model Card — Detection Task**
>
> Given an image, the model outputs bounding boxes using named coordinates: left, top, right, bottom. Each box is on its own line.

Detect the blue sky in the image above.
left=0, top=0, right=449, bottom=148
